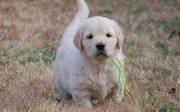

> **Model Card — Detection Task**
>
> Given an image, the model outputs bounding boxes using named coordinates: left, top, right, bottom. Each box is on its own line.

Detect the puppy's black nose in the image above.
left=96, top=43, right=105, bottom=51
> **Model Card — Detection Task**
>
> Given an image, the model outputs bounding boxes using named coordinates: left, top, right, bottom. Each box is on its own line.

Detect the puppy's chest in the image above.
left=87, top=65, right=118, bottom=98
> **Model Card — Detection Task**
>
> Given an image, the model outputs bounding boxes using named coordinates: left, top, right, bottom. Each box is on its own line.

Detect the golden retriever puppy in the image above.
left=53, top=0, right=125, bottom=108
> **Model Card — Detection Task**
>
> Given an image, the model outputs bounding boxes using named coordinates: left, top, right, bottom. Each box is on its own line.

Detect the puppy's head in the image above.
left=74, top=16, right=124, bottom=60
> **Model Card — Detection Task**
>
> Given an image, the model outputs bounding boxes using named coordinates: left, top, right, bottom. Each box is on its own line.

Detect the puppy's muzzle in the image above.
left=96, top=43, right=107, bottom=57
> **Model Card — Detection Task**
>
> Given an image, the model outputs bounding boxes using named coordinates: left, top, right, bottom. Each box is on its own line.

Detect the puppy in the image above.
left=53, top=0, right=125, bottom=108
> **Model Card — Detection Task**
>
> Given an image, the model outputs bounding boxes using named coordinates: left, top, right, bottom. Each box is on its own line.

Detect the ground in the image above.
left=0, top=0, right=180, bottom=112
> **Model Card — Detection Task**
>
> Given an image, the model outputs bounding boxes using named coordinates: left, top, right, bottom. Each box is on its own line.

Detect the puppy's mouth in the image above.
left=95, top=51, right=108, bottom=60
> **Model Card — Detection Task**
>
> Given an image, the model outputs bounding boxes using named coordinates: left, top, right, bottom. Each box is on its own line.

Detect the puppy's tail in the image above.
left=75, top=0, right=89, bottom=22
left=61, top=0, right=89, bottom=45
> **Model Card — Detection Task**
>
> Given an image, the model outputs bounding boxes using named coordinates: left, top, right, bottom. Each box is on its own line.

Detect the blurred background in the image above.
left=0, top=0, right=179, bottom=111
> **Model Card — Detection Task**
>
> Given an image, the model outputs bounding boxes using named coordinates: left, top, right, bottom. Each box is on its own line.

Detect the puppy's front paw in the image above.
left=74, top=98, right=93, bottom=108
left=115, top=94, right=123, bottom=104
left=82, top=99, right=93, bottom=108
left=72, top=90, right=93, bottom=108
left=113, top=88, right=124, bottom=104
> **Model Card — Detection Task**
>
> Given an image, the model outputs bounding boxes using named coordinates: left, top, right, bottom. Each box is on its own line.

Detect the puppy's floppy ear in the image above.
left=74, top=29, right=83, bottom=51
left=113, top=22, right=124, bottom=49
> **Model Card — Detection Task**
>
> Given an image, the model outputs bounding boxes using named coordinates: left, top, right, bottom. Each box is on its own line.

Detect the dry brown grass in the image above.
left=0, top=0, right=180, bottom=112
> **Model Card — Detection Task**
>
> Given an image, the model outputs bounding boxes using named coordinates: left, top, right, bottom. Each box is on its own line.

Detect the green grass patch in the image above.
left=155, top=41, right=180, bottom=57
left=155, top=42, right=170, bottom=57
left=20, top=44, right=56, bottom=64
left=149, top=18, right=180, bottom=34
left=1, top=44, right=56, bottom=65
left=139, top=92, right=156, bottom=107
left=159, top=102, right=176, bottom=112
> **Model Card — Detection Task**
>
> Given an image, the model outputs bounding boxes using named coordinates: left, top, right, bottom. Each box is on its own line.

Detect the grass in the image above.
left=155, top=41, right=180, bottom=58
left=152, top=68, right=171, bottom=82
left=0, top=44, right=56, bottom=65
left=155, top=41, right=170, bottom=57
left=0, top=0, right=180, bottom=111
left=139, top=92, right=156, bottom=107
left=159, top=102, right=176, bottom=112
left=22, top=44, right=56, bottom=64
left=124, top=40, right=143, bottom=68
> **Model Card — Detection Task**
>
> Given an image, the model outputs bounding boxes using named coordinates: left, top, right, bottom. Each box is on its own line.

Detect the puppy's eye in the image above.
left=106, top=33, right=112, bottom=38
left=86, top=34, right=93, bottom=39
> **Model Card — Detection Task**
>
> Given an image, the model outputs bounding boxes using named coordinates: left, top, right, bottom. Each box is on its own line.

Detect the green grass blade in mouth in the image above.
left=112, top=58, right=129, bottom=94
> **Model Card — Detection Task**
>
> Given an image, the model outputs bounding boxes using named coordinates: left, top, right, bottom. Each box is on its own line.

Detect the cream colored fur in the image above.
left=53, top=0, right=125, bottom=108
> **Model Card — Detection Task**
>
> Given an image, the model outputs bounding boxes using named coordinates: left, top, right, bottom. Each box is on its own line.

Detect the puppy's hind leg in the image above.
left=54, top=81, right=69, bottom=101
